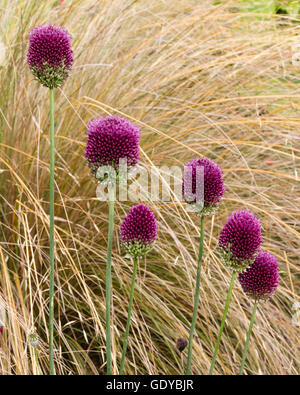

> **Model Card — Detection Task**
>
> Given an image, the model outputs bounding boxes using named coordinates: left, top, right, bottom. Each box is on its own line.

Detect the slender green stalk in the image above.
left=106, top=184, right=115, bottom=375
left=239, top=301, right=258, bottom=375
left=34, top=347, right=43, bottom=375
left=180, top=353, right=184, bottom=375
left=185, top=215, right=205, bottom=375
left=209, top=270, right=237, bottom=375
left=119, top=257, right=139, bottom=374
left=49, top=88, right=55, bottom=375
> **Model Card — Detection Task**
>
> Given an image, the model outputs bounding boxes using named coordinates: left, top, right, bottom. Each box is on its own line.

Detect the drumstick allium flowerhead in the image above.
left=182, top=157, right=225, bottom=216
left=29, top=332, right=39, bottom=348
left=219, top=209, right=261, bottom=271
left=85, top=116, right=140, bottom=179
left=120, top=204, right=157, bottom=258
left=27, top=25, right=73, bottom=88
left=239, top=250, right=279, bottom=301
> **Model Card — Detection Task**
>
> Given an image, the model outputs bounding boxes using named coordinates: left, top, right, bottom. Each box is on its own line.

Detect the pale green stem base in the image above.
left=49, top=88, right=55, bottom=375
left=209, top=270, right=237, bottom=375
left=34, top=347, right=43, bottom=375
left=119, top=257, right=139, bottom=374
left=185, top=215, right=205, bottom=375
left=239, top=301, right=258, bottom=375
left=106, top=185, right=115, bottom=375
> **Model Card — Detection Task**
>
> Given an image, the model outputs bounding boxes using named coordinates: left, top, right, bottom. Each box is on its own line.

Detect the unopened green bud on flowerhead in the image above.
left=29, top=332, right=39, bottom=348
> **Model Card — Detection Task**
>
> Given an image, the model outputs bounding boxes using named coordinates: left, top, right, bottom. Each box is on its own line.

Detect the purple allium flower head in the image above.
left=182, top=157, right=225, bottom=216
left=239, top=250, right=279, bottom=301
left=219, top=209, right=262, bottom=271
left=27, top=25, right=73, bottom=88
left=120, top=204, right=157, bottom=258
left=85, top=116, right=140, bottom=178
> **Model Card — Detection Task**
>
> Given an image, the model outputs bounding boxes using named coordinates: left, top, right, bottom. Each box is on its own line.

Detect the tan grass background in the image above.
left=0, top=0, right=299, bottom=374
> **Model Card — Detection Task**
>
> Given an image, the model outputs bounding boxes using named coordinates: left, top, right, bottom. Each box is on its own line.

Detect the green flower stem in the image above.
left=49, top=88, right=55, bottom=375
left=239, top=300, right=258, bottom=375
left=119, top=257, right=139, bottom=375
left=34, top=347, right=43, bottom=375
left=209, top=270, right=237, bottom=375
left=106, top=184, right=115, bottom=375
left=186, top=215, right=205, bottom=375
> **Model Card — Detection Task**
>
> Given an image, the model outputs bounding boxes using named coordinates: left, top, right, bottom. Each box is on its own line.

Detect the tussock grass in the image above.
left=0, top=0, right=299, bottom=374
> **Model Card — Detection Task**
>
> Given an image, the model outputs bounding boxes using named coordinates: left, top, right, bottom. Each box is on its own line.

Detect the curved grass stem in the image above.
left=239, top=301, right=258, bottom=375
left=119, top=257, right=139, bottom=374
left=185, top=215, right=205, bottom=375
left=209, top=270, right=237, bottom=375
left=106, top=184, right=115, bottom=375
left=49, top=88, right=55, bottom=375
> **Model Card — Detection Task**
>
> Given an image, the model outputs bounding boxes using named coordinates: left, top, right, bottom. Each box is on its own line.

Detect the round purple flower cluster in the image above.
left=219, top=209, right=261, bottom=271
left=239, top=250, right=279, bottom=301
left=27, top=25, right=73, bottom=88
left=120, top=204, right=157, bottom=258
left=85, top=116, right=140, bottom=178
left=182, top=157, right=225, bottom=216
